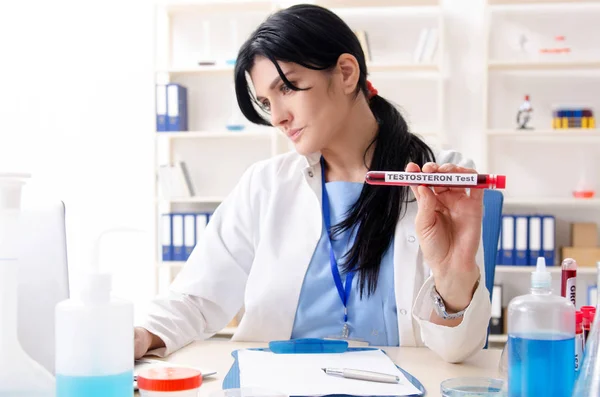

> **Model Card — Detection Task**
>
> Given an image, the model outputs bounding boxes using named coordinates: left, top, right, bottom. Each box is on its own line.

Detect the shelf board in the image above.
left=496, top=265, right=597, bottom=274
left=159, top=196, right=226, bottom=204
left=164, top=62, right=439, bottom=75
left=487, top=128, right=600, bottom=140
left=161, top=65, right=234, bottom=74
left=162, top=1, right=273, bottom=14
left=315, top=0, right=440, bottom=7
left=369, top=62, right=439, bottom=72
left=488, top=334, right=508, bottom=343
left=489, top=0, right=600, bottom=4
left=488, top=60, right=600, bottom=70
left=159, top=261, right=186, bottom=268
left=156, top=130, right=273, bottom=139
left=503, top=197, right=600, bottom=207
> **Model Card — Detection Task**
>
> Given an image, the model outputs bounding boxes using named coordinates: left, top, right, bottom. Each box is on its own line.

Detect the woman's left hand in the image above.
left=406, top=161, right=482, bottom=313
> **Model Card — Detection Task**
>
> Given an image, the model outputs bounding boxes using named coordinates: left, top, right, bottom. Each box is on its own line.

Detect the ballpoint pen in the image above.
left=322, top=368, right=400, bottom=384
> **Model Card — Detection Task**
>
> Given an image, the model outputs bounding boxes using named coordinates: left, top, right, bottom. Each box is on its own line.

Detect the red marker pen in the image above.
left=561, top=258, right=577, bottom=306
left=364, top=171, right=506, bottom=189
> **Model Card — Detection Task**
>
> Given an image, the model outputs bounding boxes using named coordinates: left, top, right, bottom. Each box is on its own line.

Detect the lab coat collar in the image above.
left=303, top=152, right=322, bottom=168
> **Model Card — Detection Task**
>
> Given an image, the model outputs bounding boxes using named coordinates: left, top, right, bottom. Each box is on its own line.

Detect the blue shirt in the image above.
left=290, top=181, right=399, bottom=346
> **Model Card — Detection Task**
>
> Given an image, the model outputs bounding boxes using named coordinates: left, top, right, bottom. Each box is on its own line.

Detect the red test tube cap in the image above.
left=577, top=310, right=583, bottom=325
left=582, top=306, right=595, bottom=315
left=496, top=175, right=506, bottom=189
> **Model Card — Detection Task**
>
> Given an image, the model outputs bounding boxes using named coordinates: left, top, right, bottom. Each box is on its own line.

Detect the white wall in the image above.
left=0, top=0, right=157, bottom=319
left=0, top=0, right=507, bottom=312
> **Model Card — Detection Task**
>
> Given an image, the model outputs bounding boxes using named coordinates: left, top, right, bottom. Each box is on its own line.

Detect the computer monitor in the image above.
left=17, top=201, right=70, bottom=375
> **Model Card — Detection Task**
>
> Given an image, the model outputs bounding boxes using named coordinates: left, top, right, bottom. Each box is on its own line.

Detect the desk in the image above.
left=136, top=340, right=503, bottom=397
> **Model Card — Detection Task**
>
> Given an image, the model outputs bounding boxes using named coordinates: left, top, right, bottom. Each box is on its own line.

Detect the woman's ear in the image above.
left=336, top=53, right=360, bottom=95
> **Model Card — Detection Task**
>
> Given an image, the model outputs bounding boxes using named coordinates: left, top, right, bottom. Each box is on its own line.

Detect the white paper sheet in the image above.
left=237, top=349, right=422, bottom=396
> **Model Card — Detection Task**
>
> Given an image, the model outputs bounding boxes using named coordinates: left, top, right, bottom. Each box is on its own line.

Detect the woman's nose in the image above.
left=269, top=101, right=291, bottom=127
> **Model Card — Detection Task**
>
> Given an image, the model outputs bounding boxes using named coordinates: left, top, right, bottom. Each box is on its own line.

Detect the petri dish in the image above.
left=440, top=377, right=506, bottom=397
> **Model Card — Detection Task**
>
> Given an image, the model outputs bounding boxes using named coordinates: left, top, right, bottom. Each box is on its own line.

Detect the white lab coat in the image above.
left=140, top=148, right=492, bottom=363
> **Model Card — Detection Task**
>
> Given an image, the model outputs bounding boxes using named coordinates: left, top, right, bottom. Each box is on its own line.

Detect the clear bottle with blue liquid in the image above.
left=55, top=272, right=133, bottom=397
left=507, top=257, right=576, bottom=397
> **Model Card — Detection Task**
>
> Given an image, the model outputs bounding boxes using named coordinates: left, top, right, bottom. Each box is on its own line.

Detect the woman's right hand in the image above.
left=135, top=327, right=161, bottom=359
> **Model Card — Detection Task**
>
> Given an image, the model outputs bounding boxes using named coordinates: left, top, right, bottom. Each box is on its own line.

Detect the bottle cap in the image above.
left=576, top=311, right=583, bottom=325
left=137, top=367, right=202, bottom=392
left=496, top=175, right=506, bottom=189
left=561, top=257, right=577, bottom=269
left=531, top=257, right=551, bottom=289
left=581, top=306, right=595, bottom=315
left=0, top=173, right=29, bottom=210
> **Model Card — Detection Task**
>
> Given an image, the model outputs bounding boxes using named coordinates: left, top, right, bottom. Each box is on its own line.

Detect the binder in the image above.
left=172, top=213, right=184, bottom=261
left=528, top=216, right=542, bottom=266
left=542, top=215, right=556, bottom=266
left=167, top=83, right=188, bottom=131
left=196, top=213, right=208, bottom=247
left=514, top=215, right=529, bottom=266
left=501, top=215, right=515, bottom=266
left=223, top=339, right=425, bottom=397
left=490, top=285, right=504, bottom=335
left=183, top=213, right=196, bottom=260
left=156, top=84, right=167, bottom=132
left=161, top=213, right=172, bottom=261
left=496, top=225, right=503, bottom=266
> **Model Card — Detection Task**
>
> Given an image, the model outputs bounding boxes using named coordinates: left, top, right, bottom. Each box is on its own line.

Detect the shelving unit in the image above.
left=483, top=0, right=600, bottom=346
left=153, top=0, right=447, bottom=337
left=496, top=265, right=597, bottom=274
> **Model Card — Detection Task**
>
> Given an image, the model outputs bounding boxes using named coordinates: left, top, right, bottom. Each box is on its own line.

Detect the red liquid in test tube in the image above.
left=561, top=258, right=577, bottom=306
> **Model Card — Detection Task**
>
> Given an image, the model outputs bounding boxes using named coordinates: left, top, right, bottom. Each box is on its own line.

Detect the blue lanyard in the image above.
left=320, top=157, right=355, bottom=325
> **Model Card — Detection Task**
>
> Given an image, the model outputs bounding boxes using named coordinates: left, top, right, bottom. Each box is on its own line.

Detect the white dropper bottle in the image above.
left=507, top=257, right=576, bottom=396
left=55, top=229, right=134, bottom=397
left=0, top=173, right=55, bottom=396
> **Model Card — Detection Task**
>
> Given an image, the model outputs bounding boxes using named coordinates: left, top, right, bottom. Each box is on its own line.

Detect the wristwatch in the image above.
left=430, top=277, right=479, bottom=320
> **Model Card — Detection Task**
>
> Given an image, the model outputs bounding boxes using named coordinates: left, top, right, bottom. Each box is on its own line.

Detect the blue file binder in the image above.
left=222, top=339, right=425, bottom=397
left=514, top=215, right=529, bottom=266
left=167, top=83, right=188, bottom=131
left=528, top=216, right=542, bottom=266
left=161, top=213, right=172, bottom=261
left=171, top=213, right=185, bottom=261
left=183, top=213, right=196, bottom=260
left=501, top=215, right=515, bottom=266
left=156, top=84, right=167, bottom=132
left=542, top=215, right=556, bottom=266
left=496, top=226, right=503, bottom=267
left=195, top=213, right=208, bottom=248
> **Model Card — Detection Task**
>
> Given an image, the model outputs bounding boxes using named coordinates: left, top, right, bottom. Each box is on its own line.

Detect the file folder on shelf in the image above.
left=172, top=213, right=184, bottom=261
left=501, top=215, right=515, bottom=266
left=167, top=83, right=188, bottom=131
left=183, top=213, right=196, bottom=261
left=514, top=215, right=529, bottom=266
left=156, top=84, right=167, bottom=132
left=528, top=216, right=542, bottom=266
left=196, top=213, right=207, bottom=248
left=542, top=215, right=556, bottom=266
left=161, top=213, right=172, bottom=261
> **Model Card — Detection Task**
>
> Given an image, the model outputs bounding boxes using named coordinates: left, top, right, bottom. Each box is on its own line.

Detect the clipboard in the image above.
left=223, top=339, right=426, bottom=397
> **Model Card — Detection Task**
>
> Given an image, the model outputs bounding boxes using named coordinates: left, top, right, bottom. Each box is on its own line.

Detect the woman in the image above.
left=135, top=4, right=491, bottom=363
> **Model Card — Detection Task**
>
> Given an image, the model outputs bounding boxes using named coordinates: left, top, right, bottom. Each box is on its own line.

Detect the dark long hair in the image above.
left=234, top=4, right=435, bottom=297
